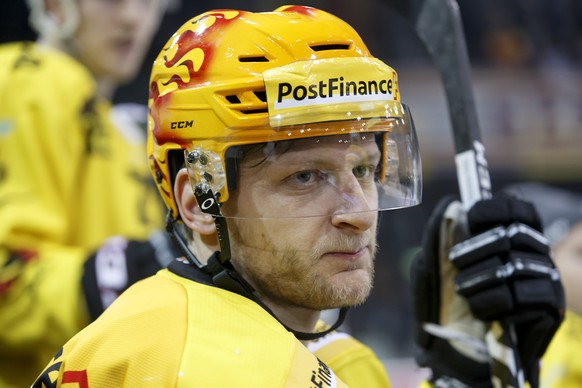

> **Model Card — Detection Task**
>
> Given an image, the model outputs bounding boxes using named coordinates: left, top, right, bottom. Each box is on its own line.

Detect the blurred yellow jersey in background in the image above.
left=540, top=310, right=582, bottom=387
left=0, top=42, right=165, bottom=387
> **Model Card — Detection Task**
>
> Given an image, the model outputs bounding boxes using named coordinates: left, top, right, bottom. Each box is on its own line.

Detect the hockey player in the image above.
left=0, top=0, right=173, bottom=386
left=32, top=6, right=564, bottom=387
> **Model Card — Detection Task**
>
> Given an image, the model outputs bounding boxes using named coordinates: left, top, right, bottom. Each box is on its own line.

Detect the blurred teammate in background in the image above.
left=504, top=183, right=582, bottom=387
left=0, top=0, right=175, bottom=386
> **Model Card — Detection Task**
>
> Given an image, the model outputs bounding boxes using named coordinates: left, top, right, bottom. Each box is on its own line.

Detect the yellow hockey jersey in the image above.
left=33, top=260, right=391, bottom=387
left=307, top=322, right=391, bottom=387
left=0, top=42, right=165, bottom=387
left=540, top=310, right=582, bottom=387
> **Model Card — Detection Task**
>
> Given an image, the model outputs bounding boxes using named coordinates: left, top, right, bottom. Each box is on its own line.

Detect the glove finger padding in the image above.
left=448, top=194, right=566, bottom=386
left=412, top=195, right=492, bottom=387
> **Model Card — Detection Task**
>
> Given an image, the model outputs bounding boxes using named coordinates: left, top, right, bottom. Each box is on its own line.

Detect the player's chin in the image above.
left=328, top=269, right=374, bottom=307
left=333, top=256, right=374, bottom=285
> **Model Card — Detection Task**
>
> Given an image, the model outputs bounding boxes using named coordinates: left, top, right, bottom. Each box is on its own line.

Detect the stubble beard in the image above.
left=229, top=221, right=377, bottom=311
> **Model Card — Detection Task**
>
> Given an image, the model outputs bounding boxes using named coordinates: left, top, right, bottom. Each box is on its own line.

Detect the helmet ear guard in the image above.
left=185, top=149, right=227, bottom=200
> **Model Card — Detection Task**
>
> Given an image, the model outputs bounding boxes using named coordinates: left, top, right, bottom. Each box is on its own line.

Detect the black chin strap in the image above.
left=204, top=252, right=350, bottom=341
left=166, top=207, right=350, bottom=341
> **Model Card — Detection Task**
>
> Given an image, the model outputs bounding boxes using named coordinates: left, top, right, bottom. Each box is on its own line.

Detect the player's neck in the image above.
left=262, top=299, right=321, bottom=344
left=94, top=78, right=115, bottom=100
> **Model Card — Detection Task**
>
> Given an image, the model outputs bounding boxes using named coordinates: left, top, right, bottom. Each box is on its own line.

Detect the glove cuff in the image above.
left=416, top=336, right=492, bottom=388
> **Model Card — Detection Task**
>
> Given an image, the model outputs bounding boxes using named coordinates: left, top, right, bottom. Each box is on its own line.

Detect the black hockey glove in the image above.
left=411, top=194, right=565, bottom=388
left=82, top=230, right=177, bottom=319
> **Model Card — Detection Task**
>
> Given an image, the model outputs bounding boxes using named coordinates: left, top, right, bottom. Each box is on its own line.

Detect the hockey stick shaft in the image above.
left=410, top=0, right=523, bottom=386
left=415, top=0, right=492, bottom=208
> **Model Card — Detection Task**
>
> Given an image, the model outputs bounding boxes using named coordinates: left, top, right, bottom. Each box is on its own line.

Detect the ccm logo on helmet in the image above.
left=171, top=121, right=193, bottom=129
left=277, top=77, right=393, bottom=103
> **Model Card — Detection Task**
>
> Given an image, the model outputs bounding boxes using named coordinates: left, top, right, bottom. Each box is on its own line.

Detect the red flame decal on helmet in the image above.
left=279, top=5, right=317, bottom=16
left=162, top=11, right=243, bottom=89
left=149, top=79, right=159, bottom=102
left=149, top=11, right=244, bottom=143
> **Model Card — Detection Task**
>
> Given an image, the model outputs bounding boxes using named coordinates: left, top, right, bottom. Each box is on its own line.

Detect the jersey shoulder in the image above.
left=540, top=310, right=582, bottom=387
left=307, top=321, right=391, bottom=388
left=32, top=272, right=188, bottom=387
left=34, top=269, right=349, bottom=387
left=0, top=42, right=95, bottom=105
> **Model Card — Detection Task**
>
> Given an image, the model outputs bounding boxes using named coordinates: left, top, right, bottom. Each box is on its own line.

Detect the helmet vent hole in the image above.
left=253, top=90, right=267, bottom=102
left=241, top=108, right=268, bottom=115
left=225, top=95, right=241, bottom=104
left=310, top=43, right=351, bottom=51
left=223, top=90, right=268, bottom=115
left=239, top=55, right=269, bottom=62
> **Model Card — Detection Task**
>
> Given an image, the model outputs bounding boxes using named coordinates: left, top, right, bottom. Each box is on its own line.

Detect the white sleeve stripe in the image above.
left=306, top=331, right=351, bottom=353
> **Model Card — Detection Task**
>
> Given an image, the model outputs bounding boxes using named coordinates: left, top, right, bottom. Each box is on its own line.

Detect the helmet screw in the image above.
left=195, top=182, right=211, bottom=195
left=187, top=150, right=199, bottom=164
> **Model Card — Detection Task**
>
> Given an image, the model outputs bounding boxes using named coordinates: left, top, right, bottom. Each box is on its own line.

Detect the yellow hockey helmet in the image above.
left=148, top=5, right=421, bottom=218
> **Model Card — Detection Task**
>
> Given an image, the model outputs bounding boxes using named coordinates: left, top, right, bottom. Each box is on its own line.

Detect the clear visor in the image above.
left=186, top=104, right=421, bottom=219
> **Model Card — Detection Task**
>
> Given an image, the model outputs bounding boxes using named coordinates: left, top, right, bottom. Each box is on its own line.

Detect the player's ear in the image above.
left=174, top=169, right=216, bottom=236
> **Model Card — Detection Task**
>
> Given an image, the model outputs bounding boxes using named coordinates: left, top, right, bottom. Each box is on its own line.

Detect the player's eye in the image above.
left=288, top=170, right=326, bottom=185
left=352, top=164, right=375, bottom=179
